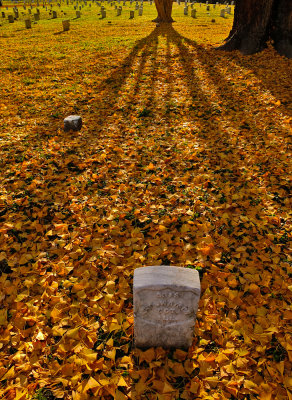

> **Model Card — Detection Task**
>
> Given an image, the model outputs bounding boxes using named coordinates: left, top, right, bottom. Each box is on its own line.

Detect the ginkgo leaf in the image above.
left=35, top=331, right=45, bottom=341
left=117, top=376, right=128, bottom=387
left=0, top=310, right=7, bottom=326
left=189, top=381, right=200, bottom=394
left=65, top=327, right=80, bottom=340
left=83, top=377, right=100, bottom=392
left=115, top=390, right=127, bottom=400
left=79, top=349, right=97, bottom=363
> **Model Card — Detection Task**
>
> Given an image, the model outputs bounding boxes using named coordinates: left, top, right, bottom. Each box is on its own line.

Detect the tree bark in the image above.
left=271, top=0, right=292, bottom=58
left=153, top=0, right=174, bottom=23
left=218, top=0, right=292, bottom=58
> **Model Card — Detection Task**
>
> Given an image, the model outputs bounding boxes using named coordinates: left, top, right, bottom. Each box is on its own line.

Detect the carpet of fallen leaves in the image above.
left=0, top=5, right=292, bottom=400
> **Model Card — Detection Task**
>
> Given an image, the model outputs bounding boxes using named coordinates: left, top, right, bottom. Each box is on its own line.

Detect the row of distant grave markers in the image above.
left=3, top=0, right=233, bottom=9
left=4, top=10, right=230, bottom=24
left=23, top=15, right=70, bottom=27
left=1, top=5, right=84, bottom=21
left=3, top=0, right=233, bottom=11
left=9, top=0, right=234, bottom=4
left=1, top=0, right=232, bottom=25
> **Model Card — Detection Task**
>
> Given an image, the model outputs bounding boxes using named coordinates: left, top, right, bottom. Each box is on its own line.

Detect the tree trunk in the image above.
left=153, top=0, right=174, bottom=23
left=218, top=0, right=292, bottom=58
left=271, top=0, right=292, bottom=58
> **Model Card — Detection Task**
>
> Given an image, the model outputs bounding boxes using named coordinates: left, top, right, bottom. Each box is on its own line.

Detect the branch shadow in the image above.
left=54, top=30, right=68, bottom=35
left=83, top=24, right=290, bottom=212
left=175, top=28, right=290, bottom=131
left=229, top=47, right=292, bottom=117
left=88, top=27, right=161, bottom=129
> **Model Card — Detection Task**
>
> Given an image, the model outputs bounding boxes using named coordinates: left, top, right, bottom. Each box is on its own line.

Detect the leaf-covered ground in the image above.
left=0, top=3, right=291, bottom=399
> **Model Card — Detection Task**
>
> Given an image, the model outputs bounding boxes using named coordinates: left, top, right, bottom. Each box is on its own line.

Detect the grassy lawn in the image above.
left=0, top=2, right=291, bottom=399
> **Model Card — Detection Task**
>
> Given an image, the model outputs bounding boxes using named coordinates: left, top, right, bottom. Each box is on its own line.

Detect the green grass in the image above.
left=0, top=1, right=234, bottom=52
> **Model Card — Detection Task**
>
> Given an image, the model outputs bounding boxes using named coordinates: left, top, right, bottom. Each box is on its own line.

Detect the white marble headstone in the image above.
left=134, top=266, right=201, bottom=349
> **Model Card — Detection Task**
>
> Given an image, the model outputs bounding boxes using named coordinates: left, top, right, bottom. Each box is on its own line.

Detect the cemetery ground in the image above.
left=0, top=2, right=291, bottom=399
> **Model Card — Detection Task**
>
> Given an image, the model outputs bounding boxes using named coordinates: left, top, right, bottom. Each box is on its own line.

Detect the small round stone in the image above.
left=64, top=115, right=82, bottom=131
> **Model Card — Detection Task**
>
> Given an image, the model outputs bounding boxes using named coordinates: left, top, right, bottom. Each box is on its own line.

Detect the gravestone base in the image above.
left=134, top=266, right=201, bottom=349
left=135, top=318, right=195, bottom=349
